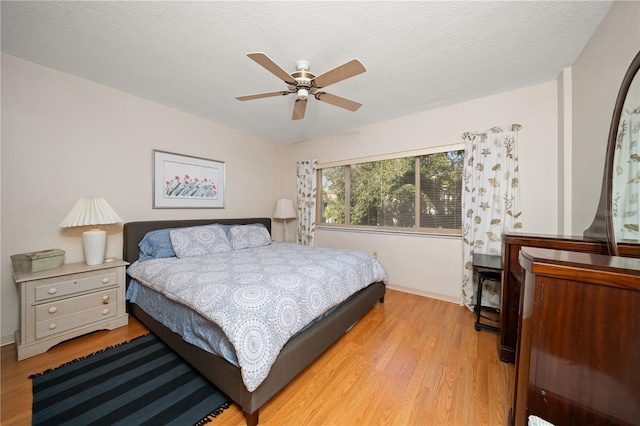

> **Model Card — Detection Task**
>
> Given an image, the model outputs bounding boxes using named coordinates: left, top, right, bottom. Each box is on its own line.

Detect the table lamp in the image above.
left=59, top=198, right=122, bottom=265
left=273, top=198, right=296, bottom=242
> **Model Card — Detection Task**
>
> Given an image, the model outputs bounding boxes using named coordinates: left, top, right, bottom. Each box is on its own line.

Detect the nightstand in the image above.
left=13, top=259, right=129, bottom=360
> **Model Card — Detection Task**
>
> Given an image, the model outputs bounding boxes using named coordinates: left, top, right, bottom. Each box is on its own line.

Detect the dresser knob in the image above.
left=48, top=307, right=58, bottom=314
left=102, top=277, right=110, bottom=284
left=48, top=288, right=57, bottom=295
left=49, top=323, right=57, bottom=330
left=102, top=309, right=109, bottom=315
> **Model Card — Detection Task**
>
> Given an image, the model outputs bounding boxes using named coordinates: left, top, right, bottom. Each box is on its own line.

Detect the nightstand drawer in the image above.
left=36, top=302, right=118, bottom=339
left=35, top=288, right=117, bottom=321
left=34, top=270, right=117, bottom=302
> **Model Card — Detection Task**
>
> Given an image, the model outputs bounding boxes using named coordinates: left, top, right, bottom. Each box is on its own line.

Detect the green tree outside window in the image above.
left=320, top=150, right=463, bottom=234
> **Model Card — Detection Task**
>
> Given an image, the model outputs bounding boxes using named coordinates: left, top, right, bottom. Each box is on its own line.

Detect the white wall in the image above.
left=571, top=1, right=640, bottom=235
left=556, top=67, right=572, bottom=235
left=1, top=54, right=282, bottom=339
left=284, top=81, right=559, bottom=302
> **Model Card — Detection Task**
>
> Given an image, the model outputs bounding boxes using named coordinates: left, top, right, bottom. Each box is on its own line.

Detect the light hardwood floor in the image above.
left=1, top=289, right=514, bottom=425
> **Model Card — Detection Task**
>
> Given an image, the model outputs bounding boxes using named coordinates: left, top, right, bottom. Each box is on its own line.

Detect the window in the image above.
left=319, top=148, right=464, bottom=235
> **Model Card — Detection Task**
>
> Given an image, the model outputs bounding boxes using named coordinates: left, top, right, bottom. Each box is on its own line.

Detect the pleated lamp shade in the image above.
left=59, top=198, right=122, bottom=265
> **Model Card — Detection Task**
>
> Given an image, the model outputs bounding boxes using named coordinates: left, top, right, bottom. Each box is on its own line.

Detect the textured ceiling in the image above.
left=1, top=1, right=612, bottom=144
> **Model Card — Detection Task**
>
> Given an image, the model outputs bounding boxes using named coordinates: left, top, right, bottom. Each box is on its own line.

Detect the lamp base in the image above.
left=283, top=219, right=287, bottom=242
left=82, top=228, right=107, bottom=266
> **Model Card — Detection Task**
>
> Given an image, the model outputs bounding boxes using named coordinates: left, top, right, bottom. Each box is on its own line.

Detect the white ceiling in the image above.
left=1, top=1, right=612, bottom=144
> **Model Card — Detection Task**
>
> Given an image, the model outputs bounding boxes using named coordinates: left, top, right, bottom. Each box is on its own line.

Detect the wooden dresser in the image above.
left=14, top=260, right=129, bottom=360
left=500, top=233, right=640, bottom=364
left=499, top=234, right=613, bottom=363
left=511, top=247, right=640, bottom=425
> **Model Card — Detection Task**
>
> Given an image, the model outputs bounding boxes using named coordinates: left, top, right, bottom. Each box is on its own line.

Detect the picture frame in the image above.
left=153, top=150, right=225, bottom=208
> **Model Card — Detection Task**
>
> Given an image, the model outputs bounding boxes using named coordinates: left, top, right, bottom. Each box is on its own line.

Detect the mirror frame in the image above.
left=584, top=50, right=640, bottom=256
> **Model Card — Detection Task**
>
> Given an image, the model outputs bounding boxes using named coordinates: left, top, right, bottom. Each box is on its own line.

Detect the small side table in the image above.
left=472, top=253, right=502, bottom=333
left=14, top=259, right=129, bottom=360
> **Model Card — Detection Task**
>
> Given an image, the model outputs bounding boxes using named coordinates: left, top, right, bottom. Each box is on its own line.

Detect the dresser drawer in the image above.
left=36, top=299, right=118, bottom=339
left=34, top=270, right=117, bottom=302
left=35, top=288, right=117, bottom=322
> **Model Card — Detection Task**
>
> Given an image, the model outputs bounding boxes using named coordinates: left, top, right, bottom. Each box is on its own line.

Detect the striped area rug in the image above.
left=30, top=333, right=231, bottom=425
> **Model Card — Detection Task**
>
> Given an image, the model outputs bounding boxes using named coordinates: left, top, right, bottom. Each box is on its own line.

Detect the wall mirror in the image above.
left=584, top=50, right=640, bottom=256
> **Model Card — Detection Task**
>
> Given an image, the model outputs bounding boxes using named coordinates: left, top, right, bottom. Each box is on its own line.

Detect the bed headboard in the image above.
left=123, top=218, right=272, bottom=266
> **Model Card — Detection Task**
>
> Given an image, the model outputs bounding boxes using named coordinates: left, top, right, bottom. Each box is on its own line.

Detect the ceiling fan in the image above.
left=236, top=52, right=366, bottom=120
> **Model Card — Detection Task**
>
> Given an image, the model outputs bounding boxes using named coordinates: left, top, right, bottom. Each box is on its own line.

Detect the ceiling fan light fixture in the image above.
left=297, top=88, right=309, bottom=100
left=238, top=53, right=366, bottom=120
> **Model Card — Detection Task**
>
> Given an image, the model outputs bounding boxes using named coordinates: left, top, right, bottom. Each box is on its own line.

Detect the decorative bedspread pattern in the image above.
left=127, top=242, right=388, bottom=391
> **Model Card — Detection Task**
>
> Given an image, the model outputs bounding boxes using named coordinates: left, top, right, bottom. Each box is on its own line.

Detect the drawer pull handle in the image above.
left=49, top=323, right=57, bottom=330
left=102, top=295, right=110, bottom=305
left=48, top=288, right=57, bottom=295
left=102, top=278, right=110, bottom=284
left=102, top=309, right=110, bottom=315
left=48, top=307, right=58, bottom=314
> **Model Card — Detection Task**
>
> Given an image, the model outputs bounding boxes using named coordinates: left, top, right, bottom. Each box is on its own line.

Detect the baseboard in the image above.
left=387, top=284, right=463, bottom=305
left=1, top=334, right=15, bottom=347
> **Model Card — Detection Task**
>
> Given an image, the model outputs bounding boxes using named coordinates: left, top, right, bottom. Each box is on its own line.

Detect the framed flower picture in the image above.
left=153, top=150, right=225, bottom=208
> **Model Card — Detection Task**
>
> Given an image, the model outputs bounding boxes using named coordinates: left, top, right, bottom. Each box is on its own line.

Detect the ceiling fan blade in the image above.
left=313, top=59, right=366, bottom=88
left=247, top=52, right=297, bottom=85
left=236, top=91, right=290, bottom=101
left=292, top=99, right=307, bottom=120
left=315, top=92, right=362, bottom=111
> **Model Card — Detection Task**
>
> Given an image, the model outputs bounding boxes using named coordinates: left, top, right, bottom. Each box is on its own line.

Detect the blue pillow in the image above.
left=138, top=228, right=176, bottom=261
left=217, top=224, right=233, bottom=236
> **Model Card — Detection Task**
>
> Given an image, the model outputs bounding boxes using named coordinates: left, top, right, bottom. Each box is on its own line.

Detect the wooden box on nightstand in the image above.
left=13, top=259, right=129, bottom=360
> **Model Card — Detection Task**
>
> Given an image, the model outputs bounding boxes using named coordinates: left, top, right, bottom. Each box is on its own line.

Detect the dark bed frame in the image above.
left=123, top=218, right=385, bottom=426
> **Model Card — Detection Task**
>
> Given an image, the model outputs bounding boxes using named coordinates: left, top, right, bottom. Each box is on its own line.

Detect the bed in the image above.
left=123, top=218, right=387, bottom=426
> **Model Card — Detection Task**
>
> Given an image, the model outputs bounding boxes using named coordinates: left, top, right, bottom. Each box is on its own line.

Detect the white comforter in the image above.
left=127, top=242, right=388, bottom=391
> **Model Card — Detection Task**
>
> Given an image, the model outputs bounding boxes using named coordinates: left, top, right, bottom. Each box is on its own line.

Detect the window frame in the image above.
left=316, top=143, right=464, bottom=236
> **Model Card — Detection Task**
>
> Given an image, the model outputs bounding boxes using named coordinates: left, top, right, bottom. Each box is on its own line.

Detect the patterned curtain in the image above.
left=612, top=107, right=640, bottom=242
left=296, top=159, right=318, bottom=245
left=461, top=125, right=523, bottom=309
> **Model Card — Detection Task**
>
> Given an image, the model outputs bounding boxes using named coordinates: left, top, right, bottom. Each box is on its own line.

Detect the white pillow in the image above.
left=170, top=225, right=231, bottom=258
left=228, top=225, right=271, bottom=250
